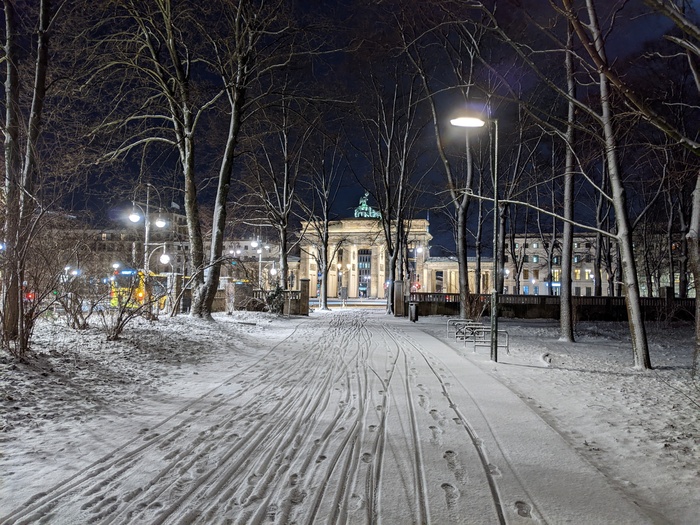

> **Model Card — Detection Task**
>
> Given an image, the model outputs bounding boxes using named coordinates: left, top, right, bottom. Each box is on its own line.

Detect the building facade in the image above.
left=299, top=195, right=433, bottom=298
left=501, top=235, right=617, bottom=297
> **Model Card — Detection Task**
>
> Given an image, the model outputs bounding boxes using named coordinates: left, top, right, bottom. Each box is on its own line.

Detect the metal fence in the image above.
left=406, top=292, right=696, bottom=321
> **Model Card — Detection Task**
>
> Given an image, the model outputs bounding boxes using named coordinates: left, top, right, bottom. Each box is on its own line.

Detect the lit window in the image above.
left=574, top=269, right=581, bottom=280
left=532, top=255, right=539, bottom=263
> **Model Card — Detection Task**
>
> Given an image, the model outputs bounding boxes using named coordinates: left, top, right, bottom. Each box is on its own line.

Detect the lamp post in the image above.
left=251, top=239, right=268, bottom=289
left=148, top=244, right=171, bottom=270
left=270, top=263, right=278, bottom=288
left=251, top=240, right=261, bottom=288
left=128, top=183, right=166, bottom=274
left=451, top=115, right=499, bottom=362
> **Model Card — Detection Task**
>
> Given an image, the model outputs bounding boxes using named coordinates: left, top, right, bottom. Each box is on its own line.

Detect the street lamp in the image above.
left=138, top=244, right=172, bottom=275
left=451, top=115, right=500, bottom=362
left=128, top=183, right=166, bottom=273
left=251, top=239, right=267, bottom=289
left=270, top=263, right=278, bottom=289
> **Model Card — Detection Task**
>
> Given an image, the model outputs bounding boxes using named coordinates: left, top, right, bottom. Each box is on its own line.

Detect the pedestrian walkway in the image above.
left=402, top=324, right=650, bottom=524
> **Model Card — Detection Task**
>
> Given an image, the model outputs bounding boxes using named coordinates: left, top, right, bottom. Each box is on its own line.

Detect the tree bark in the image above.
left=2, top=0, right=51, bottom=354
left=582, top=0, right=650, bottom=368
left=559, top=21, right=575, bottom=343
left=687, top=173, right=700, bottom=377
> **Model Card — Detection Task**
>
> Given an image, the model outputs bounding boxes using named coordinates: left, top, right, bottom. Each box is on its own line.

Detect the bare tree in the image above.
left=559, top=21, right=577, bottom=341
left=88, top=0, right=302, bottom=319
left=241, top=95, right=312, bottom=292
left=297, top=134, right=348, bottom=310
left=1, top=0, right=53, bottom=356
left=1, top=0, right=93, bottom=356
left=401, top=10, right=492, bottom=319
left=355, top=66, right=427, bottom=315
left=440, top=1, right=658, bottom=367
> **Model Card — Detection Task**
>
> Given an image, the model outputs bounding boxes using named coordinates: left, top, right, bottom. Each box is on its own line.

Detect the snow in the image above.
left=0, top=308, right=697, bottom=524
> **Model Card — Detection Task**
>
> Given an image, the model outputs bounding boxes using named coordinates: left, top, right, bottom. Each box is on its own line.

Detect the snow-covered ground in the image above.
left=0, top=308, right=697, bottom=524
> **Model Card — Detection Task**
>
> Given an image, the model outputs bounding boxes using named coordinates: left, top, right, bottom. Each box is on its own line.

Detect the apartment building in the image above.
left=502, top=235, right=616, bottom=297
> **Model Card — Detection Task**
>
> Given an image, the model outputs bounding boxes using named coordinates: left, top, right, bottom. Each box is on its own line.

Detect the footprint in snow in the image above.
left=515, top=501, right=532, bottom=517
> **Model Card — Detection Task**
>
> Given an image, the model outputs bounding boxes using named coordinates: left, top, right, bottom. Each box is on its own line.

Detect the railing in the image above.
left=410, top=291, right=694, bottom=306
left=252, top=289, right=301, bottom=301
left=408, top=292, right=461, bottom=302
left=406, top=291, right=695, bottom=321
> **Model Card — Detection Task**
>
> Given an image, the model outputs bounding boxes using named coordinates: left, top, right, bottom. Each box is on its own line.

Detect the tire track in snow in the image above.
left=1, top=319, right=324, bottom=524
left=141, top=316, right=366, bottom=524
left=2, top=310, right=520, bottom=524
left=384, top=322, right=522, bottom=525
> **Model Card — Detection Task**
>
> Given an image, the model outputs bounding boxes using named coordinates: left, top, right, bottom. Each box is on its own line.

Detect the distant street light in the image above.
left=270, top=264, right=278, bottom=288
left=128, top=183, right=166, bottom=273
left=451, top=115, right=500, bottom=362
left=251, top=239, right=268, bottom=289
left=144, top=243, right=172, bottom=272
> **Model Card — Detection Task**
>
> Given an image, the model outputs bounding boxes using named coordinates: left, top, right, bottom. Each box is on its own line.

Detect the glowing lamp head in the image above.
left=450, top=117, right=486, bottom=128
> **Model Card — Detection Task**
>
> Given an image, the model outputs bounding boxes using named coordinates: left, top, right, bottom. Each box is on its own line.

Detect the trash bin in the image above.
left=409, top=302, right=418, bottom=322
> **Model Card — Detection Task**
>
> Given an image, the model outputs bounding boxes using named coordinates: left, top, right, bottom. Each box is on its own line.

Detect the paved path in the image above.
left=1, top=310, right=650, bottom=524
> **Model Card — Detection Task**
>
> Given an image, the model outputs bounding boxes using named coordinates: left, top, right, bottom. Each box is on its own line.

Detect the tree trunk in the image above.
left=686, top=173, right=700, bottom=377
left=2, top=0, right=21, bottom=344
left=498, top=204, right=507, bottom=293
left=200, top=117, right=240, bottom=316
left=584, top=0, right=650, bottom=368
left=666, top=189, right=675, bottom=297
left=2, top=0, right=50, bottom=355
left=594, top=231, right=603, bottom=296
left=677, top=199, right=689, bottom=298
left=387, top=252, right=397, bottom=315
left=183, top=132, right=206, bottom=317
left=474, top=180, right=484, bottom=296
left=560, top=21, right=575, bottom=342
left=319, top=241, right=329, bottom=310
left=457, top=204, right=470, bottom=318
